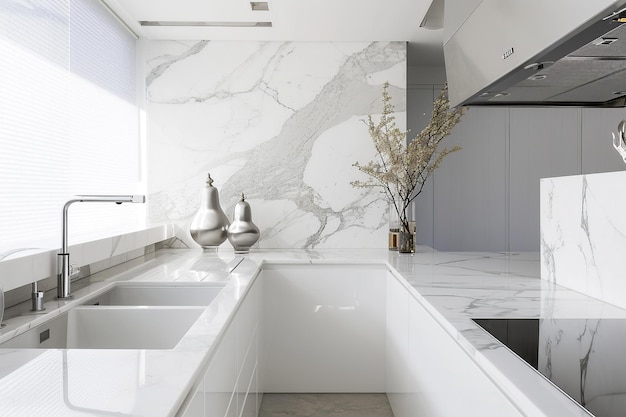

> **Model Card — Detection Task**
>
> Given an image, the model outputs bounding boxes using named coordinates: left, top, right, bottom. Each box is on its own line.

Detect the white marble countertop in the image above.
left=0, top=246, right=623, bottom=416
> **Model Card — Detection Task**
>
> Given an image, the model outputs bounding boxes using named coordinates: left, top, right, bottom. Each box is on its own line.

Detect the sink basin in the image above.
left=83, top=282, right=226, bottom=307
left=0, top=306, right=204, bottom=349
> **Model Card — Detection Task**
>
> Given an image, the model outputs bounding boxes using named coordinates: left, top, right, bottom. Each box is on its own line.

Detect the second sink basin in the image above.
left=83, top=282, right=226, bottom=307
left=0, top=282, right=227, bottom=350
left=0, top=306, right=205, bottom=350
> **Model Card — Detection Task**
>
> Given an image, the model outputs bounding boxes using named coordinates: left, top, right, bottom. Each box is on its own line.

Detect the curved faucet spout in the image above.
left=57, top=194, right=146, bottom=299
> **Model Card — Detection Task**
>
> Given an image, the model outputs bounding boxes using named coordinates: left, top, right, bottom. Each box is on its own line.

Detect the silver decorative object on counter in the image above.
left=227, top=193, right=260, bottom=253
left=190, top=173, right=230, bottom=249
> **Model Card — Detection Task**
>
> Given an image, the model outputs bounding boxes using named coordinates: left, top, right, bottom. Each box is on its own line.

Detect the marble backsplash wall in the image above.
left=142, top=40, right=406, bottom=249
left=540, top=170, right=626, bottom=309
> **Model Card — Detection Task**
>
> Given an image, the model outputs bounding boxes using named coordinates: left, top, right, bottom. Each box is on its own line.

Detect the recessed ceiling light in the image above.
left=250, top=2, right=269, bottom=11
left=139, top=21, right=272, bottom=28
left=524, top=61, right=554, bottom=71
left=614, top=91, right=626, bottom=95
left=594, top=37, right=618, bottom=46
left=527, top=74, right=547, bottom=81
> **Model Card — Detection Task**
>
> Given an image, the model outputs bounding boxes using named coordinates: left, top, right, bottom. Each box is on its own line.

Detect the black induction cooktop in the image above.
left=473, top=318, right=626, bottom=417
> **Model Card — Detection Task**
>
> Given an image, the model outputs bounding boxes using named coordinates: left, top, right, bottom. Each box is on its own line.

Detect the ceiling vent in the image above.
left=139, top=21, right=272, bottom=28
left=250, top=2, right=269, bottom=11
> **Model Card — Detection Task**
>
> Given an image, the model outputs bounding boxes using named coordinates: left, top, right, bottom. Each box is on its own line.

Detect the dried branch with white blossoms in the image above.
left=352, top=82, right=465, bottom=235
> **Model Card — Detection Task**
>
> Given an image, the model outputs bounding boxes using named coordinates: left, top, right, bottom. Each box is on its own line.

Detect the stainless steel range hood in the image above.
left=444, top=0, right=626, bottom=107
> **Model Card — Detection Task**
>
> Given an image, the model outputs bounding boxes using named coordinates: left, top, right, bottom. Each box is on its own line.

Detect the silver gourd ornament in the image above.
left=190, top=173, right=230, bottom=250
left=227, top=193, right=260, bottom=253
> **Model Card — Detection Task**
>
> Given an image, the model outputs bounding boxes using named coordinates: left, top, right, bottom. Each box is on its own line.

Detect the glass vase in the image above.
left=388, top=203, right=400, bottom=251
left=398, top=230, right=415, bottom=254
left=398, top=221, right=416, bottom=254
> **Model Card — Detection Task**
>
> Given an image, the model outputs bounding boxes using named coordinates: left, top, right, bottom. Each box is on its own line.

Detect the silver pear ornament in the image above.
left=227, top=193, right=260, bottom=253
left=190, top=173, right=230, bottom=249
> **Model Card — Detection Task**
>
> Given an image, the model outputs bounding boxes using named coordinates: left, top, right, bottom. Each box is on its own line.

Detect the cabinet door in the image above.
left=240, top=364, right=258, bottom=417
left=385, top=272, right=410, bottom=417
left=261, top=265, right=386, bottom=392
left=236, top=279, right=260, bottom=416
left=179, top=386, right=204, bottom=417
left=405, top=294, right=523, bottom=416
left=203, top=318, right=237, bottom=417
left=236, top=326, right=257, bottom=417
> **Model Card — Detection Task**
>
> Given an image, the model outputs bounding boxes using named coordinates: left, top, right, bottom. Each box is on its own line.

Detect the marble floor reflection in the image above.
left=259, top=393, right=394, bottom=417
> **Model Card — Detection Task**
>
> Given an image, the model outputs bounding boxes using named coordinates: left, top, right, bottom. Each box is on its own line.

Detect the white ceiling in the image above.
left=103, top=0, right=445, bottom=66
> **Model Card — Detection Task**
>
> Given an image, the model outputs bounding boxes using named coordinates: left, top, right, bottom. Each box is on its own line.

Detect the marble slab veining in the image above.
left=540, top=170, right=626, bottom=310
left=142, top=40, right=407, bottom=250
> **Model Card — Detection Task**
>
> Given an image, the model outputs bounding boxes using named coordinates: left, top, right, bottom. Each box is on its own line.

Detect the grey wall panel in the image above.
left=407, top=85, right=442, bottom=135
left=433, top=107, right=509, bottom=251
left=509, top=108, right=582, bottom=252
left=407, top=85, right=441, bottom=247
left=408, top=67, right=626, bottom=253
left=414, top=177, right=434, bottom=247
left=581, top=108, right=626, bottom=174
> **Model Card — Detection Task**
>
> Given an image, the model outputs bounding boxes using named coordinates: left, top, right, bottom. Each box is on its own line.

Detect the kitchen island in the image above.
left=0, top=246, right=622, bottom=417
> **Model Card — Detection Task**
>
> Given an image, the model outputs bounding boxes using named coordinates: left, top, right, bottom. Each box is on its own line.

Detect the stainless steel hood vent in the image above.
left=444, top=0, right=626, bottom=107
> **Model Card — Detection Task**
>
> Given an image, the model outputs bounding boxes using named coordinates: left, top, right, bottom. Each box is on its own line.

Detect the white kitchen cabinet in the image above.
left=224, top=400, right=237, bottom=417
left=182, top=263, right=526, bottom=417
left=386, top=273, right=523, bottom=417
left=236, top=277, right=260, bottom=416
left=260, top=264, right=387, bottom=393
left=385, top=271, right=410, bottom=417
left=240, top=365, right=258, bottom=417
left=180, top=388, right=204, bottom=417
left=236, top=326, right=258, bottom=415
left=203, top=325, right=237, bottom=417
left=179, top=276, right=261, bottom=417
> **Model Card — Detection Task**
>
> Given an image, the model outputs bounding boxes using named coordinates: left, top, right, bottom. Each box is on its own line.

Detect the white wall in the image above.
left=408, top=65, right=626, bottom=252
left=142, top=40, right=407, bottom=250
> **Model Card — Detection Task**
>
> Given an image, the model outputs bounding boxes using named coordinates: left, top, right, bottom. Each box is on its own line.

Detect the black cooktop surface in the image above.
left=474, top=318, right=626, bottom=417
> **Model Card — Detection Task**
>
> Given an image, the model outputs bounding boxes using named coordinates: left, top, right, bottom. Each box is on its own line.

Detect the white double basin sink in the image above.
left=0, top=282, right=226, bottom=350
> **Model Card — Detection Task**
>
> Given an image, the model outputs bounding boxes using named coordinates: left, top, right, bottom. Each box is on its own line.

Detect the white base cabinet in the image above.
left=260, top=264, right=387, bottom=393
left=386, top=273, right=523, bottom=417
left=181, top=264, right=524, bottom=417
left=179, top=277, right=261, bottom=417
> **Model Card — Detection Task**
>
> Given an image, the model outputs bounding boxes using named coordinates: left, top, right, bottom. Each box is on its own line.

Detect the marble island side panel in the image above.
left=540, top=170, right=626, bottom=310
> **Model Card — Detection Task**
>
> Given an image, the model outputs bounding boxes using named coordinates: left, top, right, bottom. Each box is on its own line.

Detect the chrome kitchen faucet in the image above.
left=57, top=195, right=146, bottom=299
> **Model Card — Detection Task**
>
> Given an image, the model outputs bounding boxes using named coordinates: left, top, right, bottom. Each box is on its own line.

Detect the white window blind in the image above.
left=0, top=0, right=143, bottom=256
